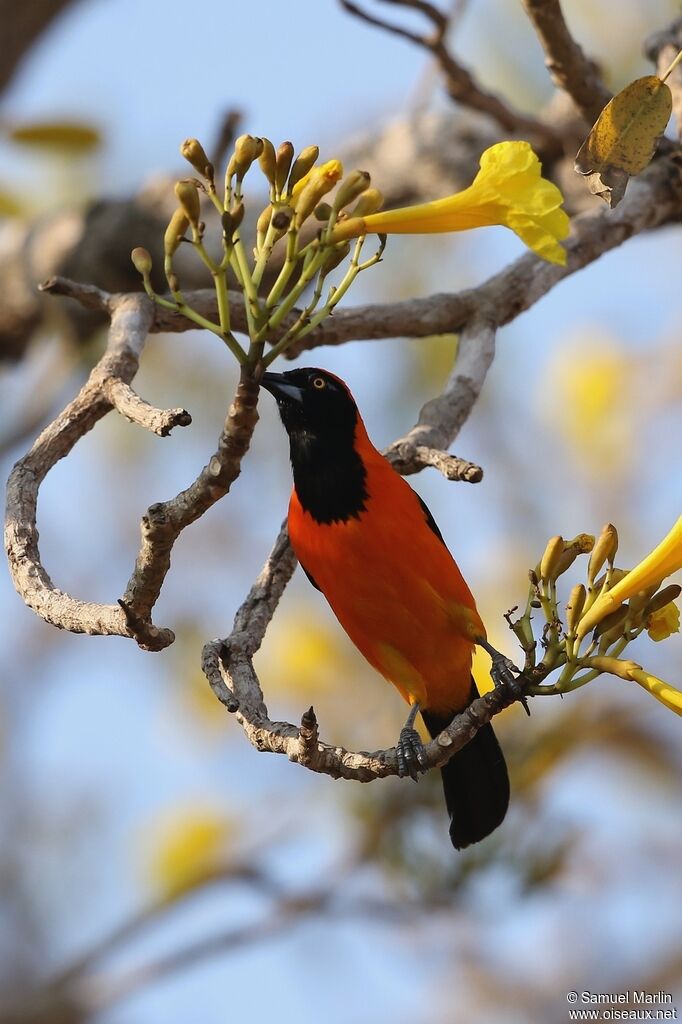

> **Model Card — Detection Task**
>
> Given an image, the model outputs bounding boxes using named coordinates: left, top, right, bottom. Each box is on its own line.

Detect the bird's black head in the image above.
left=260, top=367, right=368, bottom=523
left=260, top=367, right=358, bottom=442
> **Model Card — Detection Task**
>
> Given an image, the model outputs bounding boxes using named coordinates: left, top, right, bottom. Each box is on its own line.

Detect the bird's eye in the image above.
left=312, top=377, right=326, bottom=390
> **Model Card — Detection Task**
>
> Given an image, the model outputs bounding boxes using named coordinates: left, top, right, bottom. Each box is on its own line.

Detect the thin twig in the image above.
left=340, top=0, right=559, bottom=148
left=645, top=17, right=682, bottom=143
left=522, top=0, right=612, bottom=124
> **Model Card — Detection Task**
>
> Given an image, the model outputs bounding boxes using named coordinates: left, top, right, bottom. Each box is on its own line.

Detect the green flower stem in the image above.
left=169, top=299, right=239, bottom=348
left=252, top=217, right=279, bottom=288
left=163, top=255, right=183, bottom=304
left=230, top=233, right=262, bottom=342
left=529, top=667, right=600, bottom=696
left=261, top=264, right=331, bottom=366
left=211, top=270, right=246, bottom=362
left=265, top=228, right=301, bottom=310
left=259, top=247, right=328, bottom=341
left=192, top=238, right=219, bottom=276
left=206, top=185, right=225, bottom=217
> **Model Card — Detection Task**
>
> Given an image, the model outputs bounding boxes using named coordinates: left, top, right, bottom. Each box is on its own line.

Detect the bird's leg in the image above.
left=477, top=637, right=531, bottom=716
left=396, top=702, right=427, bottom=781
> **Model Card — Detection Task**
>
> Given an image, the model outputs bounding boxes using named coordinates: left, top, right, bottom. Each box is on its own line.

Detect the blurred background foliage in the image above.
left=0, top=1, right=680, bottom=1023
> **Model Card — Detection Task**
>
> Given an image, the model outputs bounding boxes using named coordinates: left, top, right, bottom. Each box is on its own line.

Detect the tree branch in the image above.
left=49, top=148, right=671, bottom=353
left=202, top=524, right=524, bottom=784
left=0, top=0, right=78, bottom=93
left=521, top=0, right=612, bottom=124
left=340, top=0, right=559, bottom=150
left=645, top=17, right=682, bottom=143
left=4, top=294, right=179, bottom=651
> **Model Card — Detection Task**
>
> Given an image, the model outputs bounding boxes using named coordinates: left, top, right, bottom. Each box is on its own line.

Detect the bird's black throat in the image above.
left=288, top=427, right=368, bottom=525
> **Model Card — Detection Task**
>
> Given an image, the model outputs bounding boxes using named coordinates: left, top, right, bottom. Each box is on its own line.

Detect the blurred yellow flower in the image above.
left=541, top=331, right=634, bottom=476
left=647, top=601, right=680, bottom=642
left=143, top=807, right=232, bottom=901
left=330, top=141, right=569, bottom=265
left=626, top=667, right=682, bottom=717
left=256, top=604, right=356, bottom=697
left=578, top=515, right=682, bottom=637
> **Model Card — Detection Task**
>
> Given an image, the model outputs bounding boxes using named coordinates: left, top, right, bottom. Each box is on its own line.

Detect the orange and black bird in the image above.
left=261, top=367, right=512, bottom=849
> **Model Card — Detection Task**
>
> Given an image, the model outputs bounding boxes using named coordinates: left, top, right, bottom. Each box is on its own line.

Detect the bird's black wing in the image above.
left=300, top=563, right=321, bottom=591
left=417, top=493, right=446, bottom=546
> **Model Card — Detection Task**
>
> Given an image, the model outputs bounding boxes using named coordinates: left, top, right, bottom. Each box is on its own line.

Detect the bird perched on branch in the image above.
left=261, top=367, right=513, bottom=849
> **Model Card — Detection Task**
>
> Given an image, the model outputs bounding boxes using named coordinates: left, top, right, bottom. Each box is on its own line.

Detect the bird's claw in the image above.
left=489, top=651, right=531, bottom=716
left=396, top=726, right=427, bottom=781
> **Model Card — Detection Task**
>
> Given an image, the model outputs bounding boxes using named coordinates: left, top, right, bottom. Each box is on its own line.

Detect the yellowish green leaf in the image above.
left=575, top=76, right=672, bottom=207
left=8, top=120, right=102, bottom=154
left=0, top=188, right=23, bottom=217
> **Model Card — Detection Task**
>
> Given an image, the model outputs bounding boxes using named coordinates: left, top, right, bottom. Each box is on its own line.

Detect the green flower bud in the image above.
left=230, top=201, right=245, bottom=231
left=644, top=584, right=682, bottom=617
left=180, top=138, right=213, bottom=179
left=288, top=145, right=319, bottom=192
left=275, top=141, right=295, bottom=194
left=321, top=241, right=351, bottom=274
left=259, top=138, right=277, bottom=185
left=294, top=161, right=344, bottom=228
left=221, top=210, right=234, bottom=239
left=333, top=170, right=371, bottom=211
left=314, top=202, right=333, bottom=221
left=540, top=535, right=564, bottom=583
left=131, top=247, right=152, bottom=276
left=628, top=585, right=659, bottom=616
left=594, top=604, right=629, bottom=641
left=351, top=187, right=384, bottom=217
left=164, top=209, right=190, bottom=257
left=256, top=204, right=272, bottom=237
left=588, top=524, right=619, bottom=584
left=554, top=533, right=595, bottom=577
left=227, top=134, right=264, bottom=180
left=174, top=180, right=201, bottom=226
left=565, top=584, right=586, bottom=635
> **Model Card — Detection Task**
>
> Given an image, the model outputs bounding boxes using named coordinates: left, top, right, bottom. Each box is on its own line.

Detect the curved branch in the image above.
left=4, top=295, right=178, bottom=651
left=202, top=524, right=524, bottom=784
left=95, top=149, right=678, bottom=351
left=14, top=145, right=682, bottom=654
left=646, top=17, right=682, bottom=143
left=119, top=366, right=260, bottom=629
left=386, top=316, right=495, bottom=463
left=103, top=379, right=191, bottom=436
left=340, top=0, right=559, bottom=149
left=521, top=0, right=612, bottom=124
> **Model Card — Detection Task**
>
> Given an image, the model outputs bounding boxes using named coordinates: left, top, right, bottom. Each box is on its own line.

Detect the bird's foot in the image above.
left=396, top=727, right=427, bottom=781
left=478, top=638, right=531, bottom=716
left=396, top=702, right=427, bottom=780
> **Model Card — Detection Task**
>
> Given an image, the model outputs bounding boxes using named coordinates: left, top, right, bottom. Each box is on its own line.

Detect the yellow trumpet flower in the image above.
left=626, top=667, right=682, bottom=717
left=329, top=141, right=569, bottom=265
left=577, top=515, right=682, bottom=638
left=647, top=601, right=680, bottom=642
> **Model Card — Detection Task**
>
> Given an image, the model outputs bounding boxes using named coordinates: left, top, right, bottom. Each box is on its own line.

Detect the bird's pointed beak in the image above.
left=260, top=372, right=305, bottom=404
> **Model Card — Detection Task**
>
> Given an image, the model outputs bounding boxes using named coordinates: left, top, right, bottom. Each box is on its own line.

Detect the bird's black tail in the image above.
left=422, top=681, right=509, bottom=850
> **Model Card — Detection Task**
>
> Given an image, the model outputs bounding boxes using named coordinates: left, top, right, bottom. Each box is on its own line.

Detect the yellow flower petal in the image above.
left=626, top=667, right=682, bottom=716
left=142, top=807, right=232, bottom=901
left=577, top=515, right=682, bottom=637
left=291, top=159, right=343, bottom=201
left=647, top=601, right=680, bottom=642
left=331, top=141, right=569, bottom=265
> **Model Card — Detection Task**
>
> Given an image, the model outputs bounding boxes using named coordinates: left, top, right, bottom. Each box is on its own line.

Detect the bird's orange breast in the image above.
left=288, top=435, right=485, bottom=716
